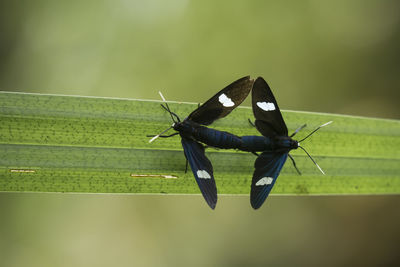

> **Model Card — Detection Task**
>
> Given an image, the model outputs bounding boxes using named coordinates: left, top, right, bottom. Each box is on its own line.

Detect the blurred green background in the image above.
left=0, top=0, right=399, bottom=266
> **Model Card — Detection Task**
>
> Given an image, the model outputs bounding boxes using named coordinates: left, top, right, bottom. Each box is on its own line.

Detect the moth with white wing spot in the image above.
left=148, top=76, right=254, bottom=209
left=149, top=76, right=331, bottom=210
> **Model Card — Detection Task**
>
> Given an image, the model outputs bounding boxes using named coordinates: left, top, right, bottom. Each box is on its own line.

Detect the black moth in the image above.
left=149, top=76, right=254, bottom=209
left=150, top=76, right=331, bottom=209
left=247, top=77, right=331, bottom=208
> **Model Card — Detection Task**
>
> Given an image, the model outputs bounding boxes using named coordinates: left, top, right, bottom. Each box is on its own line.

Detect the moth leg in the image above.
left=251, top=151, right=259, bottom=157
left=288, top=154, right=301, bottom=175
left=248, top=119, right=256, bottom=128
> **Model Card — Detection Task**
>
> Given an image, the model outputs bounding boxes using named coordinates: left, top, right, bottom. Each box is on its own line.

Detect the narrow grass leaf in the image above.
left=1, top=91, right=399, bottom=195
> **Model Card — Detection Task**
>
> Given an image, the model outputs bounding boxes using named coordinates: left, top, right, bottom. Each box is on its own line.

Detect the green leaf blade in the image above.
left=1, top=91, right=399, bottom=195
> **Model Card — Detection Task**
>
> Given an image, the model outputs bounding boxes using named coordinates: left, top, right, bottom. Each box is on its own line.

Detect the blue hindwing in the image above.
left=250, top=152, right=288, bottom=209
left=181, top=137, right=217, bottom=209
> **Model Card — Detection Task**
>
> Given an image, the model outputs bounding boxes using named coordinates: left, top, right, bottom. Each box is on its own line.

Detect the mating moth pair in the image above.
left=149, top=76, right=331, bottom=209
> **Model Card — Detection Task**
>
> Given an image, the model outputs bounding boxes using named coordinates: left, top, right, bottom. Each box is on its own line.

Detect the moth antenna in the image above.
left=157, top=132, right=179, bottom=138
left=149, top=125, right=173, bottom=143
left=290, top=124, right=307, bottom=137
left=298, top=146, right=325, bottom=175
left=158, top=91, right=180, bottom=123
left=160, top=104, right=181, bottom=122
left=159, top=91, right=167, bottom=102
left=298, top=121, right=333, bottom=142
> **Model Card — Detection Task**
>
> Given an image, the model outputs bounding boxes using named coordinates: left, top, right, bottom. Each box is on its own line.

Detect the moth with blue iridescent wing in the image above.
left=149, top=76, right=254, bottom=209
left=249, top=77, right=331, bottom=209
left=149, top=76, right=331, bottom=210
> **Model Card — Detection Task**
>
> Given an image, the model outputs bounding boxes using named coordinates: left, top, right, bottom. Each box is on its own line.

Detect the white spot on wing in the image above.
left=218, top=93, right=234, bottom=107
left=257, top=102, right=275, bottom=111
left=197, top=170, right=211, bottom=179
left=255, top=177, right=274, bottom=186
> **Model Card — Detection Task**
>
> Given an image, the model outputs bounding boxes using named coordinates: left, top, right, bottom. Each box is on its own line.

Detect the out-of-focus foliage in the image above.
left=1, top=0, right=399, bottom=118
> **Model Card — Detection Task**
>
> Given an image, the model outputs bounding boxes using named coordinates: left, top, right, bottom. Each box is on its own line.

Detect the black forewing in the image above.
left=250, top=152, right=288, bottom=209
left=188, top=76, right=253, bottom=125
left=181, top=137, right=217, bottom=209
left=252, top=77, right=288, bottom=137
